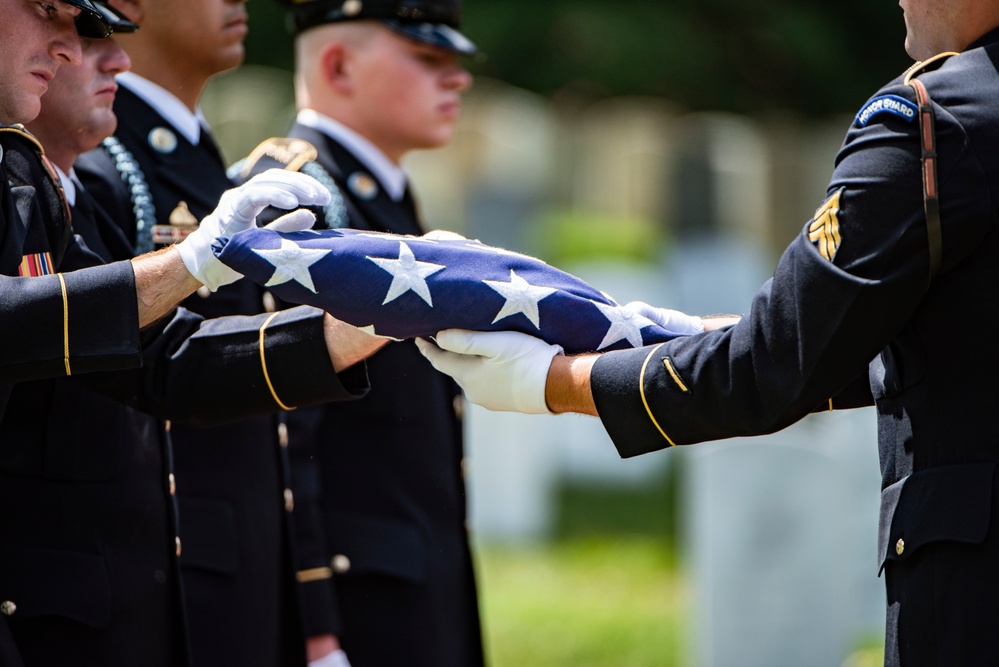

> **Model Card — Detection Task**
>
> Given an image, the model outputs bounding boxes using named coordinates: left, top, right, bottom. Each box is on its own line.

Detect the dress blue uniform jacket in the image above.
left=590, top=29, right=999, bottom=666
left=74, top=85, right=324, bottom=667
left=239, top=124, right=484, bottom=667
left=0, top=126, right=368, bottom=666
left=0, top=127, right=141, bottom=393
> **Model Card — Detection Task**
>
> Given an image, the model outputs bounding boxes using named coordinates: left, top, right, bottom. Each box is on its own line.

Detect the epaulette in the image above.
left=0, top=124, right=44, bottom=154
left=232, top=137, right=319, bottom=181
left=900, top=51, right=958, bottom=284
left=901, top=51, right=959, bottom=82
left=0, top=124, right=72, bottom=261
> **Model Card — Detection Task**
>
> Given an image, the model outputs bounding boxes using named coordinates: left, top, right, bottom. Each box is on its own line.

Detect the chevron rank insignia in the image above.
left=808, top=188, right=843, bottom=262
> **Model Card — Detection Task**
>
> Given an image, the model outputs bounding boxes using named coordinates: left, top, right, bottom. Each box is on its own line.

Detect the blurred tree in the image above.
left=244, top=0, right=910, bottom=115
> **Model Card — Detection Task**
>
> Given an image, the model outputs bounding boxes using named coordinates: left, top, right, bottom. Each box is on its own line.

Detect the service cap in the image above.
left=60, top=0, right=112, bottom=38
left=93, top=1, right=138, bottom=33
left=278, top=0, right=477, bottom=56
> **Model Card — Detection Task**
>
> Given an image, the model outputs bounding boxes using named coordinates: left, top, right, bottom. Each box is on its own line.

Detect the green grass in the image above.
left=476, top=538, right=689, bottom=667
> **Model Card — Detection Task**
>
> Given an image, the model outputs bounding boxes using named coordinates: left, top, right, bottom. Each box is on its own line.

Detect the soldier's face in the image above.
left=28, top=36, right=130, bottom=162
left=137, top=0, right=248, bottom=77
left=0, top=0, right=83, bottom=124
left=346, top=27, right=472, bottom=162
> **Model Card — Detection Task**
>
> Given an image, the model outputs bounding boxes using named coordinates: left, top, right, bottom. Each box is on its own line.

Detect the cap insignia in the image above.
left=342, top=0, right=362, bottom=16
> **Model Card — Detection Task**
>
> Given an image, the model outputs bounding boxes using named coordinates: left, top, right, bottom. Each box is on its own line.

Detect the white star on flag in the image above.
left=367, top=241, right=446, bottom=306
left=483, top=269, right=557, bottom=330
left=254, top=238, right=331, bottom=293
left=593, top=301, right=654, bottom=349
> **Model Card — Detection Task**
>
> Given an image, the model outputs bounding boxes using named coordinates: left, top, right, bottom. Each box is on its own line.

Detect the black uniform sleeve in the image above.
left=79, top=304, right=369, bottom=425
left=591, top=77, right=989, bottom=456
left=0, top=261, right=142, bottom=383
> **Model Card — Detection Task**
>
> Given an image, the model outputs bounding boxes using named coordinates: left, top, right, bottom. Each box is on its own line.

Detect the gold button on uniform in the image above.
left=262, top=291, right=277, bottom=313
left=175, top=536, right=182, bottom=557
left=332, top=554, right=351, bottom=574
left=284, top=489, right=295, bottom=512
left=1, top=601, right=15, bottom=616
left=277, top=422, right=289, bottom=448
left=896, top=538, right=905, bottom=556
left=168, top=473, right=176, bottom=496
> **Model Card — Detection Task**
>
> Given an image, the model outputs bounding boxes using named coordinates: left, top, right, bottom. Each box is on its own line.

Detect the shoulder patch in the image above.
left=854, top=95, right=917, bottom=128
left=234, top=138, right=319, bottom=181
left=808, top=188, right=844, bottom=262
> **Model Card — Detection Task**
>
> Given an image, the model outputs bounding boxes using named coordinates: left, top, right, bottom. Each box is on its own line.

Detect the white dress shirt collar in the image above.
left=296, top=108, right=408, bottom=202
left=54, top=164, right=77, bottom=207
left=117, top=71, right=209, bottom=146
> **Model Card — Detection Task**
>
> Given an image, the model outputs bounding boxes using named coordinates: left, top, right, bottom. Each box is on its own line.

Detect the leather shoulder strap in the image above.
left=902, top=51, right=958, bottom=283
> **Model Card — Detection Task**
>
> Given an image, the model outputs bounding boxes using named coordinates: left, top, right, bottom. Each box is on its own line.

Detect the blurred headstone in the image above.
left=685, top=409, right=884, bottom=667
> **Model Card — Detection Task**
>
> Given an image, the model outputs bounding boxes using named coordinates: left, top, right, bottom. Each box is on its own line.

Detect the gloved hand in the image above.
left=622, top=301, right=704, bottom=336
left=308, top=649, right=351, bottom=667
left=176, top=169, right=331, bottom=291
left=415, top=329, right=563, bottom=414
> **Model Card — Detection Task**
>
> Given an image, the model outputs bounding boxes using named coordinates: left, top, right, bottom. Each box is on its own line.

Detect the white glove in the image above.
left=308, top=649, right=351, bottom=667
left=415, top=329, right=563, bottom=415
left=176, top=169, right=331, bottom=291
left=622, top=301, right=704, bottom=336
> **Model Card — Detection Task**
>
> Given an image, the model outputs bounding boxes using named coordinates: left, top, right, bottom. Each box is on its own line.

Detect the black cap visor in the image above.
left=382, top=20, right=477, bottom=56
left=61, top=0, right=113, bottom=38
left=93, top=1, right=138, bottom=33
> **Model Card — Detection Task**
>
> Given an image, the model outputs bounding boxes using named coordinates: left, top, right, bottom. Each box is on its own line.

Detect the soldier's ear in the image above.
left=320, top=42, right=353, bottom=95
left=108, top=0, right=143, bottom=24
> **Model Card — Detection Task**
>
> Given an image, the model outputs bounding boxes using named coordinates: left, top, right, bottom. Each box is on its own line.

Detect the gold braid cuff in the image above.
left=639, top=343, right=676, bottom=447
left=58, top=273, right=71, bottom=376
left=259, top=312, right=295, bottom=411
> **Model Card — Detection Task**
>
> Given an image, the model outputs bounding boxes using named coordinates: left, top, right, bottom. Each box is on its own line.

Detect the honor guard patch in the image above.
left=153, top=201, right=199, bottom=245
left=348, top=172, right=379, bottom=200
left=808, top=188, right=844, bottom=262
left=854, top=95, right=918, bottom=127
left=148, top=126, right=178, bottom=154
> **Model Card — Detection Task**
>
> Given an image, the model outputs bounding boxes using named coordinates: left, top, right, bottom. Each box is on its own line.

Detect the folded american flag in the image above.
left=214, top=228, right=682, bottom=354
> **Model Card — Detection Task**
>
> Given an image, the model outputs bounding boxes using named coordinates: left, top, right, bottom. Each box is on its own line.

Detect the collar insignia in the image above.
left=348, top=172, right=379, bottom=200
left=149, top=126, right=178, bottom=154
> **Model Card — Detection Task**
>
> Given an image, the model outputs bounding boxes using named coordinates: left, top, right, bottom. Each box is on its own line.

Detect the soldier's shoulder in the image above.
left=228, top=137, right=319, bottom=184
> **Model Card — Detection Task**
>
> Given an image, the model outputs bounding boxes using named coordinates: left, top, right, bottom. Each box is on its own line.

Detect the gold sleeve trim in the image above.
left=259, top=312, right=295, bottom=411
left=828, top=398, right=834, bottom=411
left=639, top=343, right=676, bottom=447
left=57, top=273, right=71, bottom=376
left=296, top=566, right=333, bottom=583
left=662, top=357, right=689, bottom=393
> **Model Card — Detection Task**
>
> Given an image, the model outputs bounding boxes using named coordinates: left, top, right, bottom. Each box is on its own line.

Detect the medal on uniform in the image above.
left=148, top=127, right=178, bottom=154
left=348, top=172, right=379, bottom=200
left=152, top=200, right=199, bottom=245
